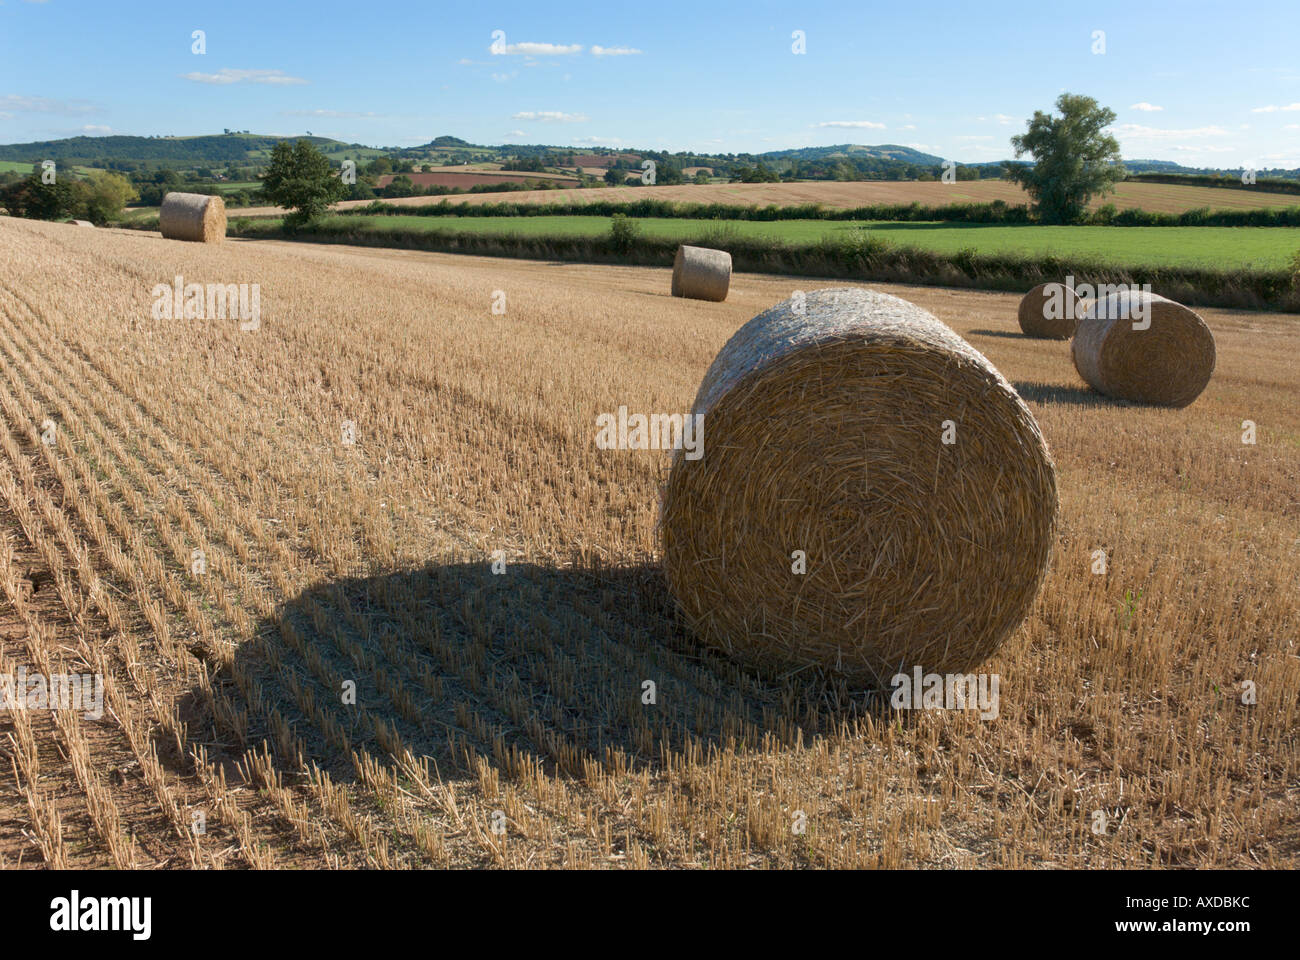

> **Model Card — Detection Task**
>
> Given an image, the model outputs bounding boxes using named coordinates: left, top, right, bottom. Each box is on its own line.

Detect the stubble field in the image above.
left=231, top=178, right=1300, bottom=218
left=0, top=216, right=1296, bottom=869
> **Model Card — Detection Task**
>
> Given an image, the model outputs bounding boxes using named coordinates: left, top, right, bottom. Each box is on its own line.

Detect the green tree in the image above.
left=603, top=167, right=625, bottom=186
left=1009, top=93, right=1125, bottom=224
left=80, top=171, right=138, bottom=224
left=260, top=139, right=346, bottom=225
left=0, top=164, right=76, bottom=220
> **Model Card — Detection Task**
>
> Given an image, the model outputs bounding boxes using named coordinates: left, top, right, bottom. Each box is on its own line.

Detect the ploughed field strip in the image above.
left=0, top=217, right=1296, bottom=868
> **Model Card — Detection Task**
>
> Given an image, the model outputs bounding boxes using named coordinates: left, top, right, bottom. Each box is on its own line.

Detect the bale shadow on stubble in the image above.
left=1012, top=380, right=1134, bottom=408
left=965, top=328, right=1035, bottom=341
left=163, top=559, right=891, bottom=785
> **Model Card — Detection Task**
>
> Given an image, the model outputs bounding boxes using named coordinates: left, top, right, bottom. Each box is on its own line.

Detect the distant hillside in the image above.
left=0, top=133, right=366, bottom=169
left=760, top=143, right=947, bottom=166
left=3, top=132, right=1297, bottom=184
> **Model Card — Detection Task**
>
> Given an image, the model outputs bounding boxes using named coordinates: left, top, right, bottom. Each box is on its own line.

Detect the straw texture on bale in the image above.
left=1018, top=281, right=1083, bottom=339
left=65, top=219, right=94, bottom=228
left=159, top=191, right=227, bottom=243
left=671, top=245, right=731, bottom=302
left=661, top=287, right=1058, bottom=686
left=1072, top=290, right=1215, bottom=407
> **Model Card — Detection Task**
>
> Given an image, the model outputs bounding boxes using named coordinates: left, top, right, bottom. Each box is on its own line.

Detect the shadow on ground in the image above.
left=167, top=560, right=886, bottom=782
left=1012, top=380, right=1131, bottom=407
left=965, top=328, right=1041, bottom=341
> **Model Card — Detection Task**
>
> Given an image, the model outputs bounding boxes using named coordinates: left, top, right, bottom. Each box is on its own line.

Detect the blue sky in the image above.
left=2, top=0, right=1299, bottom=166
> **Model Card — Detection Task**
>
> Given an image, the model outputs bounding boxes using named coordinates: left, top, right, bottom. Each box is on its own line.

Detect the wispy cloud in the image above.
left=182, top=68, right=307, bottom=86
left=513, top=110, right=588, bottom=122
left=491, top=41, right=582, bottom=56
left=898, top=124, right=917, bottom=131
left=813, top=120, right=885, bottom=129
left=1115, top=124, right=1230, bottom=139
left=1129, top=102, right=1163, bottom=112
left=1250, top=103, right=1300, bottom=113
left=954, top=134, right=994, bottom=141
left=573, top=136, right=622, bottom=144
left=81, top=124, right=112, bottom=135
left=0, top=94, right=98, bottom=115
left=591, top=45, right=642, bottom=56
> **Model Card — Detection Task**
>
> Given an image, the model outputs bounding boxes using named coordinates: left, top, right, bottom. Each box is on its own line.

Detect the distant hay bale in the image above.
left=159, top=192, right=226, bottom=243
left=1018, top=281, right=1083, bottom=339
left=671, top=245, right=731, bottom=301
left=65, top=220, right=94, bottom=227
left=1072, top=290, right=1215, bottom=407
left=661, top=287, right=1058, bottom=686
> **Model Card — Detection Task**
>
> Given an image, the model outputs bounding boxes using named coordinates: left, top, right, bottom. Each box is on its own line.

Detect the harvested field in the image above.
left=233, top=179, right=1300, bottom=218
left=373, top=171, right=579, bottom=190
left=0, top=216, right=1296, bottom=869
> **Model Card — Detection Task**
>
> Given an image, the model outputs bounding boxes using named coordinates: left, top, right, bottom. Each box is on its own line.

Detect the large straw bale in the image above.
left=1018, top=281, right=1083, bottom=339
left=671, top=245, right=731, bottom=301
left=1072, top=290, right=1215, bottom=407
left=661, top=287, right=1058, bottom=685
left=159, top=192, right=227, bottom=243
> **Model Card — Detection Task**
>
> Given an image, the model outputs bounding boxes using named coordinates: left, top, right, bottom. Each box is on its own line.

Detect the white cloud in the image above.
left=513, top=110, right=588, bottom=122
left=1286, top=124, right=1300, bottom=130
left=1129, top=102, right=1163, bottom=112
left=1114, top=124, right=1229, bottom=139
left=1250, top=103, right=1300, bottom=113
left=813, top=120, right=885, bottom=129
left=591, top=45, right=642, bottom=56
left=898, top=124, right=916, bottom=131
left=993, top=113, right=1016, bottom=124
left=491, top=72, right=515, bottom=83
left=572, top=136, right=622, bottom=144
left=954, top=134, right=994, bottom=141
left=0, top=94, right=97, bottom=115
left=491, top=41, right=582, bottom=56
left=81, top=124, right=112, bottom=134
left=1166, top=145, right=1235, bottom=153
left=183, top=68, right=307, bottom=85
left=504, top=129, right=526, bottom=138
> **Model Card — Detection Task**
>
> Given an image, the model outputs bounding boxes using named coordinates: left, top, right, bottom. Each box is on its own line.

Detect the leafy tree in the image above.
left=693, top=170, right=711, bottom=185
left=603, top=167, right=625, bottom=186
left=260, top=139, right=346, bottom=224
left=0, top=164, right=76, bottom=220
left=80, top=171, right=138, bottom=223
left=1009, top=93, right=1124, bottom=224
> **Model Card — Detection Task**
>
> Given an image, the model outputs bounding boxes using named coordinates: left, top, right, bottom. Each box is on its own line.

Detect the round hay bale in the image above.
left=671, top=245, right=731, bottom=302
left=1072, top=290, right=1215, bottom=407
left=661, top=287, right=1058, bottom=686
left=1017, top=281, right=1083, bottom=339
left=159, top=192, right=226, bottom=243
left=65, top=219, right=95, bottom=228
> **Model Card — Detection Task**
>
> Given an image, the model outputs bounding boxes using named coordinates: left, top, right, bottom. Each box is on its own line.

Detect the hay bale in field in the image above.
left=671, top=245, right=731, bottom=302
left=1072, top=290, right=1215, bottom=407
left=660, top=287, right=1058, bottom=686
left=159, top=192, right=226, bottom=243
left=1018, top=281, right=1083, bottom=339
left=65, top=219, right=94, bottom=227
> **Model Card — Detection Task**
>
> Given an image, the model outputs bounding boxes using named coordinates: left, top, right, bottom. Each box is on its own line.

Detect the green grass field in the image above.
left=262, top=213, right=1300, bottom=270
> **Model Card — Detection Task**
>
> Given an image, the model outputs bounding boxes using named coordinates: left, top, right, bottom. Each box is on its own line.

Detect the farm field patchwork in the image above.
left=231, top=178, right=1300, bottom=218
left=245, top=213, right=1300, bottom=270
left=0, top=216, right=1295, bottom=869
